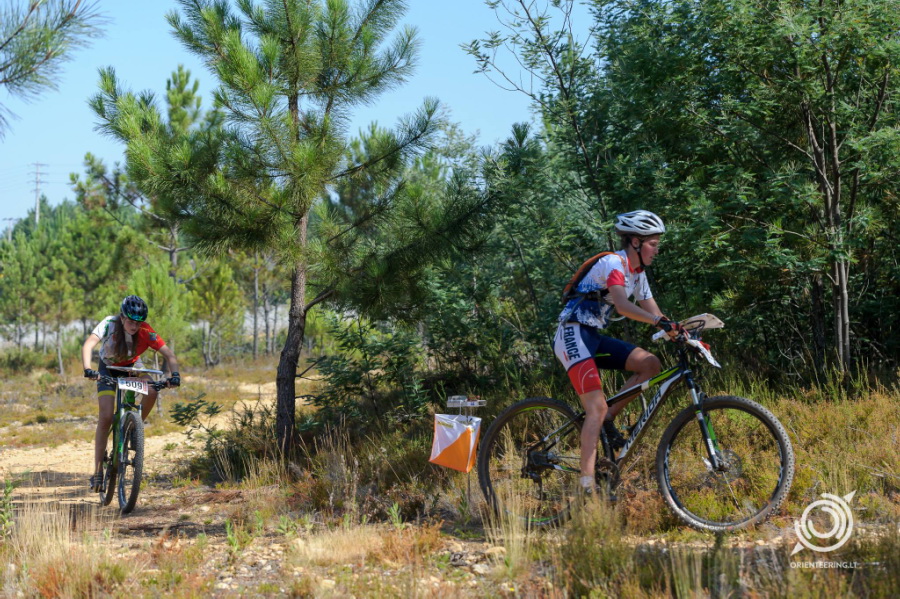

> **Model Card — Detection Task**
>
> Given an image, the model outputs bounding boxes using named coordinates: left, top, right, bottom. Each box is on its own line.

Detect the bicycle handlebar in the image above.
left=96, top=374, right=168, bottom=391
left=652, top=329, right=692, bottom=342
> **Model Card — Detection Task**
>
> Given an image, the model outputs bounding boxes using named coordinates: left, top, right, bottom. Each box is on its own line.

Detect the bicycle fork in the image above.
left=686, top=374, right=724, bottom=471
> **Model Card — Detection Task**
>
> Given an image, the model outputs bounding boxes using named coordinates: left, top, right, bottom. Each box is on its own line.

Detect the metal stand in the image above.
left=446, top=395, right=486, bottom=506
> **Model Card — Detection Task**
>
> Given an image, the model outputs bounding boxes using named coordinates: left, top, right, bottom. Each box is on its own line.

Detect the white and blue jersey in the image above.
left=557, top=250, right=653, bottom=329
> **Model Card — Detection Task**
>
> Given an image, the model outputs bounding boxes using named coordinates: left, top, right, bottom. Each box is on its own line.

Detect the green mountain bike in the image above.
left=96, top=367, right=168, bottom=514
left=477, top=314, right=795, bottom=532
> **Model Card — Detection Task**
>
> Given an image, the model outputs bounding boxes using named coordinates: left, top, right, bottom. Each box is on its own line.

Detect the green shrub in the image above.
left=306, top=314, right=430, bottom=431
left=0, top=349, right=54, bottom=376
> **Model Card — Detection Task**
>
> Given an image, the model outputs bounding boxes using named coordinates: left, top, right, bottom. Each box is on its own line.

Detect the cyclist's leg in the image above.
left=94, top=361, right=120, bottom=478
left=554, top=323, right=608, bottom=480
left=578, top=387, right=607, bottom=478
left=608, top=348, right=660, bottom=420
left=592, top=338, right=655, bottom=421
left=95, top=390, right=115, bottom=476
left=140, top=387, right=157, bottom=421
left=126, top=359, right=157, bottom=420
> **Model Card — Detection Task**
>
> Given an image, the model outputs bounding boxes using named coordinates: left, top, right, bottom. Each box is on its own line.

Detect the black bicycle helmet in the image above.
left=121, top=295, right=148, bottom=322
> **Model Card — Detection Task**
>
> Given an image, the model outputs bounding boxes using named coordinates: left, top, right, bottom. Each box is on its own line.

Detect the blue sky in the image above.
left=0, top=1, right=592, bottom=227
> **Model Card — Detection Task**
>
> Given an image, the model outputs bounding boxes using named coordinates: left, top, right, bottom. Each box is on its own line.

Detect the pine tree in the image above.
left=0, top=0, right=104, bottom=134
left=188, top=261, right=244, bottom=367
left=81, top=66, right=220, bottom=284
left=90, top=0, right=444, bottom=452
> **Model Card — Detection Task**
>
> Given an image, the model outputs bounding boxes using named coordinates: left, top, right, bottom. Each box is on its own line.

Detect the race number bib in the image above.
left=117, top=377, right=150, bottom=396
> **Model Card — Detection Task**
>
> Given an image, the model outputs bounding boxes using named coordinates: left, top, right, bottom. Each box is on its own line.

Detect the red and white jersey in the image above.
left=90, top=316, right=166, bottom=367
left=557, top=250, right=653, bottom=329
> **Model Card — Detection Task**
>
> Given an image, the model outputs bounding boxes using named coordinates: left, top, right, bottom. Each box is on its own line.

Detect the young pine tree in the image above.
left=92, top=0, right=443, bottom=452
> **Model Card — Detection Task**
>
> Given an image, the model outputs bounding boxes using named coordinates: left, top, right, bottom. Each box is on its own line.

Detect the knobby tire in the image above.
left=100, top=447, right=117, bottom=507
left=656, top=395, right=795, bottom=532
left=117, top=411, right=144, bottom=514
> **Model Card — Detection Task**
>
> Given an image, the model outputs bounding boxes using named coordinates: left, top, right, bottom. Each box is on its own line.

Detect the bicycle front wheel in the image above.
left=100, top=447, right=116, bottom=507
left=656, top=395, right=795, bottom=532
left=117, top=411, right=144, bottom=514
left=477, top=397, right=582, bottom=527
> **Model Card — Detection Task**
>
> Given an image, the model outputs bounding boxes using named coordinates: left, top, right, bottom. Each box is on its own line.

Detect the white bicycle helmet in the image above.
left=614, top=210, right=666, bottom=236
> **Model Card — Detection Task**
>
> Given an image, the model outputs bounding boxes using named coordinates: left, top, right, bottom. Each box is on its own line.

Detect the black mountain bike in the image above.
left=478, top=314, right=795, bottom=532
left=96, top=367, right=168, bottom=514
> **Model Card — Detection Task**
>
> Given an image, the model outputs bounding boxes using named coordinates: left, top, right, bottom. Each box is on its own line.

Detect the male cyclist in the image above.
left=81, top=295, right=181, bottom=491
left=553, top=210, right=684, bottom=494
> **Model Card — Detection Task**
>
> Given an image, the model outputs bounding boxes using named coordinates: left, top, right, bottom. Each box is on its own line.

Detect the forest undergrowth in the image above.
left=1, top=354, right=898, bottom=597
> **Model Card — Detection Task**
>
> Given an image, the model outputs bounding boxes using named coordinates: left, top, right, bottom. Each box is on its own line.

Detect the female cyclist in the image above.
left=553, top=210, right=684, bottom=494
left=81, top=295, right=181, bottom=490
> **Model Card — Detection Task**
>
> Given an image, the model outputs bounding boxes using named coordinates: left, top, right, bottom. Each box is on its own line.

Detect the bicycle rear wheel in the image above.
left=477, top=397, right=582, bottom=527
left=117, top=411, right=144, bottom=514
left=656, top=395, right=794, bottom=532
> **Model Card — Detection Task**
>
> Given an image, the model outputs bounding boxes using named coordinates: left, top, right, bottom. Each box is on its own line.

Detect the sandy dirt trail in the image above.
left=0, top=380, right=276, bottom=527
left=0, top=428, right=191, bottom=525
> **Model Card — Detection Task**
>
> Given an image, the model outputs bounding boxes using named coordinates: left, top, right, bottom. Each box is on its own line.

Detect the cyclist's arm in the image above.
left=607, top=285, right=661, bottom=325
left=158, top=344, right=180, bottom=375
left=82, top=333, right=100, bottom=370
left=638, top=298, right=665, bottom=321
left=639, top=297, right=687, bottom=339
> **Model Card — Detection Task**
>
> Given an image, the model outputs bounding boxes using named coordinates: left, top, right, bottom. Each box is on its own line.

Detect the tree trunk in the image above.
left=168, top=223, right=179, bottom=281
left=15, top=310, right=21, bottom=349
left=829, top=231, right=850, bottom=372
left=810, top=273, right=827, bottom=375
left=56, top=321, right=64, bottom=377
left=837, top=258, right=851, bottom=371
left=272, top=301, right=279, bottom=352
left=275, top=215, right=309, bottom=455
left=202, top=322, right=211, bottom=368
left=252, top=251, right=260, bottom=359
left=263, top=288, right=271, bottom=356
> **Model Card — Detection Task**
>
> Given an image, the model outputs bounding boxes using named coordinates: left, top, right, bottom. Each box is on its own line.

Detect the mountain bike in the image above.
left=96, top=367, right=168, bottom=514
left=477, top=314, right=795, bottom=532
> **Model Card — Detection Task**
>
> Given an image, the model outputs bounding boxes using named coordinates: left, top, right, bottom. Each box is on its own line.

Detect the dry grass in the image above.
left=1, top=500, right=134, bottom=597
left=145, top=531, right=214, bottom=594
left=777, top=390, right=900, bottom=517
left=483, top=480, right=539, bottom=580
left=0, top=369, right=187, bottom=449
left=289, top=525, right=385, bottom=567
left=4, top=352, right=897, bottom=597
left=378, top=521, right=445, bottom=566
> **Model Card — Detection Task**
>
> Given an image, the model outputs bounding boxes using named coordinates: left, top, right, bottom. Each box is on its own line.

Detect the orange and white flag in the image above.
left=429, top=414, right=481, bottom=473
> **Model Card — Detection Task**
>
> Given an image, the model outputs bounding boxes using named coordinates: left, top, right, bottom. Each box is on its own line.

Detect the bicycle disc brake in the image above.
left=714, top=449, right=742, bottom=483
left=701, top=449, right=742, bottom=486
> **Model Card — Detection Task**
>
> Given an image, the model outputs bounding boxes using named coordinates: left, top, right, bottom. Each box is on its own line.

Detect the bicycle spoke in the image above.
left=720, top=475, right=743, bottom=511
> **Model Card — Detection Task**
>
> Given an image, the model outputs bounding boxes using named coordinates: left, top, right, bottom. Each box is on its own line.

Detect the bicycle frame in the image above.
left=540, top=343, right=724, bottom=477
left=100, top=367, right=163, bottom=486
